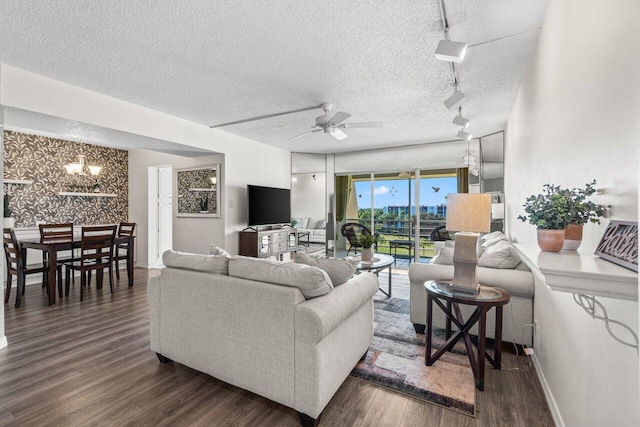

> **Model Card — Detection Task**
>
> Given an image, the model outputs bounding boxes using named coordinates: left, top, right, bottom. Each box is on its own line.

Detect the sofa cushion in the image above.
left=480, top=231, right=505, bottom=243
left=293, top=253, right=356, bottom=286
left=431, top=240, right=455, bottom=265
left=292, top=217, right=310, bottom=229
left=479, top=241, right=522, bottom=269
left=228, top=256, right=333, bottom=299
left=162, top=250, right=229, bottom=275
left=481, top=234, right=508, bottom=249
left=209, top=244, right=231, bottom=257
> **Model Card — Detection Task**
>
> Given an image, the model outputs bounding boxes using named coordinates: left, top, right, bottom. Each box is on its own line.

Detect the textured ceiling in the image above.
left=0, top=0, right=548, bottom=154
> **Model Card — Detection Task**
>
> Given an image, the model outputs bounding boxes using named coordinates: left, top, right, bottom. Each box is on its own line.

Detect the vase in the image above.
left=361, top=247, right=373, bottom=261
left=562, top=224, right=583, bottom=250
left=537, top=229, right=565, bottom=252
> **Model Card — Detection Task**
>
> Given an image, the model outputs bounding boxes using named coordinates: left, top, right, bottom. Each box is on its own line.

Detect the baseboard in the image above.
left=530, top=353, right=564, bottom=427
left=0, top=335, right=7, bottom=350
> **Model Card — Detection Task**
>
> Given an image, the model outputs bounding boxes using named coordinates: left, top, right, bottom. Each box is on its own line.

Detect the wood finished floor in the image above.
left=1, top=268, right=554, bottom=426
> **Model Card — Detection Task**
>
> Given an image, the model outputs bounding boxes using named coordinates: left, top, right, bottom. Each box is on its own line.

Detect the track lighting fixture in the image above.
left=444, top=90, right=465, bottom=110
left=435, top=40, right=467, bottom=63
left=453, top=115, right=470, bottom=128
left=457, top=130, right=472, bottom=141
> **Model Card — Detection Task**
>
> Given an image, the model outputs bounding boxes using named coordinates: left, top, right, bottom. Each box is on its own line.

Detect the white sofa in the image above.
left=148, top=251, right=378, bottom=426
left=408, top=237, right=535, bottom=346
left=293, top=217, right=327, bottom=244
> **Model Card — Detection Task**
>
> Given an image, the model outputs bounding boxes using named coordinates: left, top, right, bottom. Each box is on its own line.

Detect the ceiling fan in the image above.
left=281, top=103, right=383, bottom=141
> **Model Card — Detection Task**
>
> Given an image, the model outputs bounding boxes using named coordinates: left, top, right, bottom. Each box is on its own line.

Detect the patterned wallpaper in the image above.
left=177, top=168, right=218, bottom=214
left=3, top=131, right=128, bottom=227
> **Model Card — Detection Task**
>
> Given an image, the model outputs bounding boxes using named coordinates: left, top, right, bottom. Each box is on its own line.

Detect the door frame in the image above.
left=147, top=165, right=172, bottom=268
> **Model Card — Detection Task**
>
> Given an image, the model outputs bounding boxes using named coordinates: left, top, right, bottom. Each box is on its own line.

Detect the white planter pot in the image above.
left=361, top=247, right=373, bottom=261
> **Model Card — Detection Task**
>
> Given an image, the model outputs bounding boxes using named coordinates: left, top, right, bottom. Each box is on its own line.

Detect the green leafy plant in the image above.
left=199, top=196, right=209, bottom=212
left=517, top=184, right=571, bottom=229
left=565, top=180, right=606, bottom=225
left=359, top=233, right=384, bottom=248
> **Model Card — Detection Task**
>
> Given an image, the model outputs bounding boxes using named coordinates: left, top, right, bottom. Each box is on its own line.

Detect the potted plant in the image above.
left=562, top=180, right=606, bottom=250
left=359, top=233, right=383, bottom=261
left=517, top=184, right=570, bottom=252
left=199, top=196, right=209, bottom=213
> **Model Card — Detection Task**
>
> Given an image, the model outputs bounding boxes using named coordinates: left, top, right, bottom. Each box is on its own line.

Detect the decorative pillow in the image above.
left=478, top=241, right=522, bottom=269
left=318, top=220, right=327, bottom=230
left=293, top=253, right=356, bottom=286
left=209, top=244, right=231, bottom=257
left=228, top=256, right=333, bottom=299
left=481, top=234, right=508, bottom=249
left=291, top=217, right=310, bottom=229
left=162, top=250, right=229, bottom=275
left=480, top=231, right=505, bottom=244
left=431, top=241, right=455, bottom=265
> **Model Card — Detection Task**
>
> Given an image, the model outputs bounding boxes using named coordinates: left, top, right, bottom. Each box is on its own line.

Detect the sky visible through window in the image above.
left=355, top=177, right=457, bottom=209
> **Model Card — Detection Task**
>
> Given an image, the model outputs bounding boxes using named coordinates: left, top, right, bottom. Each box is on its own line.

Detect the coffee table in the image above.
left=355, top=253, right=394, bottom=297
left=424, top=280, right=510, bottom=391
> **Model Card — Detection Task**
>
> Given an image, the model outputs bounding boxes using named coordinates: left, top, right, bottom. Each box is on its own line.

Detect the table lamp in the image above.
left=446, top=193, right=491, bottom=294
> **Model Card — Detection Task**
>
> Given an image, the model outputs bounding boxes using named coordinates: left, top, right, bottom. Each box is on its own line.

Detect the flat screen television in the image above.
left=247, top=185, right=291, bottom=226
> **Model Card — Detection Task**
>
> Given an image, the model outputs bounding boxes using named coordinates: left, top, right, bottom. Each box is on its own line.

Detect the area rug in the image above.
left=350, top=295, right=476, bottom=416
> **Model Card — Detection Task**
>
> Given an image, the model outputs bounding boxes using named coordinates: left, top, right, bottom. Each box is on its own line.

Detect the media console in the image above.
left=239, top=228, right=299, bottom=260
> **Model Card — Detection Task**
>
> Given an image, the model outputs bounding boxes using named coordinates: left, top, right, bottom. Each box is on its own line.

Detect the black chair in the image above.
left=113, top=222, right=135, bottom=281
left=65, top=225, right=117, bottom=301
left=341, top=223, right=377, bottom=255
left=3, top=228, right=62, bottom=308
left=430, top=225, right=452, bottom=242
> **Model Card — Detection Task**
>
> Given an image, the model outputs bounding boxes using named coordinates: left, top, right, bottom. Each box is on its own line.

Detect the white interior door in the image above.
left=157, top=166, right=173, bottom=262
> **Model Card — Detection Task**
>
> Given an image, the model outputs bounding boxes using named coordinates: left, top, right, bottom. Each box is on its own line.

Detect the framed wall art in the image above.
left=594, top=220, right=638, bottom=272
left=176, top=164, right=221, bottom=218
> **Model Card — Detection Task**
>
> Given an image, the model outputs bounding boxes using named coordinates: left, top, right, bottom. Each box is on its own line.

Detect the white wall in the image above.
left=291, top=173, right=326, bottom=225
left=0, top=64, right=291, bottom=255
left=128, top=150, right=225, bottom=267
left=505, top=0, right=639, bottom=425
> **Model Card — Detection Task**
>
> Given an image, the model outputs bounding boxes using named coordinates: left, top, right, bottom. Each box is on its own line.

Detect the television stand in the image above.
left=239, top=228, right=299, bottom=259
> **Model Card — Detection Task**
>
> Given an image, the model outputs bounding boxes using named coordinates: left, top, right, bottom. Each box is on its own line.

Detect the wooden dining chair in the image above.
left=3, top=228, right=62, bottom=308
left=113, top=222, right=135, bottom=280
left=65, top=225, right=117, bottom=301
left=39, top=223, right=77, bottom=286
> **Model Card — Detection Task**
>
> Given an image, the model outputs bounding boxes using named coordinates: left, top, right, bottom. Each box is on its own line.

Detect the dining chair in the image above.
left=3, top=228, right=62, bottom=308
left=65, top=225, right=117, bottom=301
left=39, top=223, right=77, bottom=286
left=113, top=222, right=136, bottom=280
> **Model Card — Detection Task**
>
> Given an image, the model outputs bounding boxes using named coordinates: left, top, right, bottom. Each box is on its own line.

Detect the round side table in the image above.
left=424, top=280, right=510, bottom=391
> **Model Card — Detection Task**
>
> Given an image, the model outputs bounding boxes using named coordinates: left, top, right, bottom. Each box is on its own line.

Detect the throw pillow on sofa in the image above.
left=291, top=217, right=310, bottom=229
left=228, top=256, right=333, bottom=299
left=163, top=250, right=230, bottom=275
left=431, top=240, right=455, bottom=265
left=478, top=241, right=522, bottom=269
left=209, top=244, right=231, bottom=257
left=293, top=253, right=356, bottom=286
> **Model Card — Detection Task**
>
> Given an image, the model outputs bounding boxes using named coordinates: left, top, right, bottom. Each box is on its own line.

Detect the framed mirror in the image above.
left=176, top=164, right=221, bottom=217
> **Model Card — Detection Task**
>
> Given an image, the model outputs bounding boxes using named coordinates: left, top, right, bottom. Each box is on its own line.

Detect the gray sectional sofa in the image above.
left=148, top=251, right=378, bottom=426
left=408, top=234, right=535, bottom=346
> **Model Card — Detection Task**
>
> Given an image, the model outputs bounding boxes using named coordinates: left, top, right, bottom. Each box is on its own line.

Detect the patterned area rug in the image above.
left=350, top=295, right=476, bottom=416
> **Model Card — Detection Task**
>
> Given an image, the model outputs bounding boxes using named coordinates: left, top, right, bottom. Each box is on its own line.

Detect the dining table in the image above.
left=19, top=235, right=135, bottom=305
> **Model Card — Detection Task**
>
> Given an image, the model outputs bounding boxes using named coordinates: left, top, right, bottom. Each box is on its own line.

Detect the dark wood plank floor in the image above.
left=1, top=268, right=554, bottom=426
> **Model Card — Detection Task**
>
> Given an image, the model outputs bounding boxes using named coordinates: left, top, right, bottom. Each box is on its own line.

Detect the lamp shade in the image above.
left=446, top=193, right=491, bottom=233
left=491, top=203, right=505, bottom=220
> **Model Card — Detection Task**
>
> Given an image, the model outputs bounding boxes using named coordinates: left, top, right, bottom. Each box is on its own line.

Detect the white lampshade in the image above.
left=491, top=203, right=505, bottom=220
left=88, top=165, right=102, bottom=176
left=446, top=193, right=491, bottom=233
left=210, top=177, right=217, bottom=185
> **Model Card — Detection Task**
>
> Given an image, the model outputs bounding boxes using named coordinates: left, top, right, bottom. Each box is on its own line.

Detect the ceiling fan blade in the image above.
left=330, top=129, right=348, bottom=140
left=277, top=125, right=316, bottom=128
left=340, top=122, right=384, bottom=129
left=288, top=129, right=322, bottom=141
left=328, top=112, right=352, bottom=125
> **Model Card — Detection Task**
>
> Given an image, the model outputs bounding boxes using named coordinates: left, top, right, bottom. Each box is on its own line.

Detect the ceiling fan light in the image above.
left=444, top=90, right=466, bottom=110
left=457, top=130, right=472, bottom=141
left=453, top=115, right=470, bottom=128
left=435, top=40, right=468, bottom=63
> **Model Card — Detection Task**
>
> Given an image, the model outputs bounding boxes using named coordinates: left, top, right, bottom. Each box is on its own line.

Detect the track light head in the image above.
left=435, top=40, right=468, bottom=63
left=453, top=115, right=470, bottom=128
left=444, top=90, right=466, bottom=110
left=457, top=130, right=472, bottom=141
